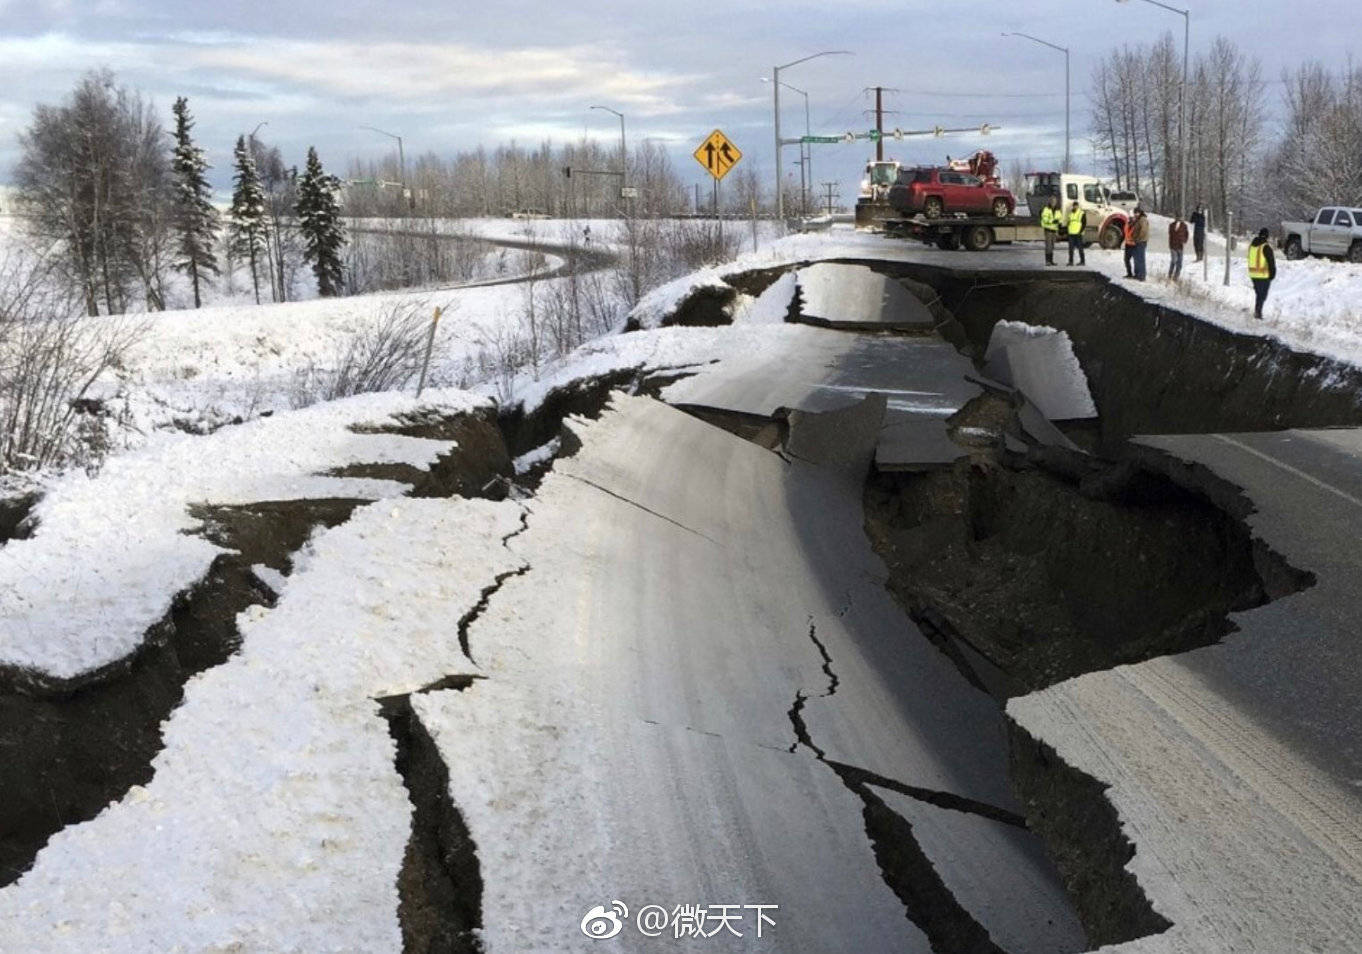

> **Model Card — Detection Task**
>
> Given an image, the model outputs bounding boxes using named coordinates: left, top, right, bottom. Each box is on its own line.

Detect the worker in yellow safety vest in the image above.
left=1247, top=227, right=1277, bottom=320
left=1066, top=202, right=1087, bottom=266
left=1040, top=195, right=1062, bottom=266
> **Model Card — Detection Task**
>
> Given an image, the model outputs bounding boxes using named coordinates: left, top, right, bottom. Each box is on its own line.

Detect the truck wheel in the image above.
left=1348, top=241, right=1362, bottom=264
left=1284, top=236, right=1305, bottom=260
left=1099, top=225, right=1123, bottom=250
left=936, top=232, right=960, bottom=251
left=963, top=225, right=993, bottom=251
left=991, top=199, right=1010, bottom=219
left=924, top=197, right=945, bottom=218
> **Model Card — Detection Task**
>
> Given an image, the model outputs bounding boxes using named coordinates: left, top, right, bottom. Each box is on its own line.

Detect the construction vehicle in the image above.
left=855, top=159, right=902, bottom=227
left=884, top=171, right=1130, bottom=252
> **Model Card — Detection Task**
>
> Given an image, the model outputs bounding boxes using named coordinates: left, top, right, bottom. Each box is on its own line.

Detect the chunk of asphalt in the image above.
left=795, top=263, right=936, bottom=331
left=984, top=325, right=1097, bottom=422
left=782, top=391, right=888, bottom=481
left=875, top=418, right=966, bottom=472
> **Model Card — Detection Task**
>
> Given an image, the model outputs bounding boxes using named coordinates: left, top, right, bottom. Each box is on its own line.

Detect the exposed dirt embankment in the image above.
left=864, top=449, right=1311, bottom=696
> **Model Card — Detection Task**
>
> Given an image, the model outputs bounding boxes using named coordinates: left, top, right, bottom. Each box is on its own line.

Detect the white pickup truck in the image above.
left=1281, top=206, right=1362, bottom=262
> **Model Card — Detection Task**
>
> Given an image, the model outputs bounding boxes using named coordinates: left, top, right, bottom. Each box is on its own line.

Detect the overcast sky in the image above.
left=1, top=0, right=1358, bottom=205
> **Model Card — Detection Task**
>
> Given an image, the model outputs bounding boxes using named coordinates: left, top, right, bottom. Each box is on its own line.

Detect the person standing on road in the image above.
left=1168, top=215, right=1189, bottom=279
left=1041, top=195, right=1062, bottom=266
left=1190, top=203, right=1207, bottom=262
left=1248, top=227, right=1277, bottom=320
left=1132, top=208, right=1150, bottom=281
left=1066, top=201, right=1087, bottom=266
left=1122, top=215, right=1137, bottom=277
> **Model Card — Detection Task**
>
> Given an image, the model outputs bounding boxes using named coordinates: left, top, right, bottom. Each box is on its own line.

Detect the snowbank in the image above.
left=0, top=495, right=522, bottom=952
left=0, top=388, right=485, bottom=681
left=1085, top=228, right=1362, bottom=368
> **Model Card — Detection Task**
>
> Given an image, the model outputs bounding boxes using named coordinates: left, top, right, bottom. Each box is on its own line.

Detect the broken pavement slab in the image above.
left=661, top=325, right=981, bottom=424
left=984, top=322, right=1097, bottom=422
left=783, top=391, right=887, bottom=479
left=795, top=262, right=936, bottom=331
left=875, top=418, right=966, bottom=471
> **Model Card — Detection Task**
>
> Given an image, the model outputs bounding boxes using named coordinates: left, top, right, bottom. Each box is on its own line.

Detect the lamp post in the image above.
left=360, top=124, right=408, bottom=209
left=1115, top=0, right=1190, bottom=216
left=763, top=77, right=812, bottom=215
left=772, top=50, right=851, bottom=222
left=1002, top=32, right=1070, bottom=172
left=590, top=105, right=627, bottom=199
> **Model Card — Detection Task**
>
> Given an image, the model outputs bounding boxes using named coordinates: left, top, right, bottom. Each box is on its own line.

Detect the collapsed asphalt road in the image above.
left=4, top=254, right=1362, bottom=953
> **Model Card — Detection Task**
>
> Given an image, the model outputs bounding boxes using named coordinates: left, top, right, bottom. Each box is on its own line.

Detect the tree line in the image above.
left=339, top=138, right=766, bottom=220
left=1090, top=33, right=1362, bottom=231
left=14, top=70, right=348, bottom=314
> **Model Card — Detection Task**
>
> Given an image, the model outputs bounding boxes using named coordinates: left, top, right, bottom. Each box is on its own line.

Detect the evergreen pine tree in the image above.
left=295, top=146, right=345, bottom=297
left=169, top=96, right=220, bottom=308
left=227, top=134, right=269, bottom=304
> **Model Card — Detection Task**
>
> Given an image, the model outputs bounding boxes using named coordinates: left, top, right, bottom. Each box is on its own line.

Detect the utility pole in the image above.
left=875, top=87, right=885, bottom=162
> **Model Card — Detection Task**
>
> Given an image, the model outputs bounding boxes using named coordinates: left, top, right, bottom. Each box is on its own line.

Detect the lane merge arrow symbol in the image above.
left=693, top=129, right=743, bottom=181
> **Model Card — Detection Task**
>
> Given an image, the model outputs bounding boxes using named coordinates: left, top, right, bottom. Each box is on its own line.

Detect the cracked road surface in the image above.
left=417, top=395, right=1085, bottom=952
left=1005, top=428, right=1362, bottom=953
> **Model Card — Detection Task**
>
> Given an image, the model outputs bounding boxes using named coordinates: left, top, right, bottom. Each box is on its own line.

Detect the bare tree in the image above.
left=15, top=70, right=171, bottom=315
left=0, top=250, right=144, bottom=473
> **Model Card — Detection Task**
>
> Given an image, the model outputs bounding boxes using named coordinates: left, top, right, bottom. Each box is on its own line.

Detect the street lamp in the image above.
left=1002, top=33, right=1070, bottom=172
left=1115, top=0, right=1190, bottom=216
left=772, top=50, right=851, bottom=222
left=590, top=105, right=627, bottom=198
left=360, top=124, right=408, bottom=209
left=249, top=120, right=268, bottom=146
left=763, top=77, right=812, bottom=216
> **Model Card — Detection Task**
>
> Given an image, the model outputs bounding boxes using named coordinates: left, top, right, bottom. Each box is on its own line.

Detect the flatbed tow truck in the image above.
left=883, top=171, right=1129, bottom=253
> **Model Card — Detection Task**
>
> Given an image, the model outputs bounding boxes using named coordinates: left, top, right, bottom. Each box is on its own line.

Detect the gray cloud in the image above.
left=1, top=0, right=1359, bottom=202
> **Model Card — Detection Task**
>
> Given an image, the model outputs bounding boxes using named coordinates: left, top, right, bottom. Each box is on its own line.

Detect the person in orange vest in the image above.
left=1122, top=215, right=1137, bottom=278
left=1247, top=227, right=1277, bottom=320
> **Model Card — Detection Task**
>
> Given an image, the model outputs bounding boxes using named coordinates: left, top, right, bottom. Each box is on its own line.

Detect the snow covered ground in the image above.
left=0, top=492, right=524, bottom=952
left=1082, top=212, right=1362, bottom=367
left=0, top=388, right=483, bottom=681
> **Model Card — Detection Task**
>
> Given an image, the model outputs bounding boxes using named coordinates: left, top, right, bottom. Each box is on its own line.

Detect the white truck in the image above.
left=1281, top=207, right=1362, bottom=262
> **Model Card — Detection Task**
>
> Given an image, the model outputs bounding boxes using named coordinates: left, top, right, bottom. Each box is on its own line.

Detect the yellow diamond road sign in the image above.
left=694, top=129, right=742, bottom=181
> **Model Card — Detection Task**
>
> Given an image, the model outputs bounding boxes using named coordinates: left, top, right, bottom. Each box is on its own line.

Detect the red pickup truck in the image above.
left=888, top=167, right=1016, bottom=219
